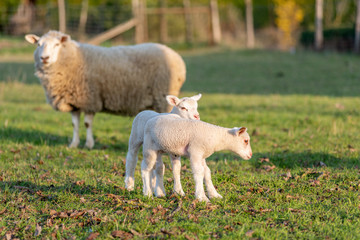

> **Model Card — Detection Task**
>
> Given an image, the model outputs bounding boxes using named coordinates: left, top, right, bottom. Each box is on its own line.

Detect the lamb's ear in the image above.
left=238, top=127, right=247, bottom=135
left=25, top=34, right=40, bottom=44
left=191, top=93, right=202, bottom=101
left=166, top=95, right=180, bottom=106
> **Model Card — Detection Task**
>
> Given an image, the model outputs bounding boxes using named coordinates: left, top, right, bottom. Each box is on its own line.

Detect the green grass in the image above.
left=0, top=49, right=360, bottom=239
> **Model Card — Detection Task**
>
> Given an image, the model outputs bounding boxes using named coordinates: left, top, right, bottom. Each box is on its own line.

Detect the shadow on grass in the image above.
left=0, top=127, right=128, bottom=151
left=0, top=180, right=130, bottom=201
left=251, top=151, right=359, bottom=169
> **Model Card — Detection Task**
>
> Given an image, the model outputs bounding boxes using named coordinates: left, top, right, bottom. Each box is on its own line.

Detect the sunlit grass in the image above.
left=0, top=49, right=360, bottom=239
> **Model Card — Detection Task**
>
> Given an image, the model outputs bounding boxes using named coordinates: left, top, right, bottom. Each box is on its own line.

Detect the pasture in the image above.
left=0, top=48, right=360, bottom=239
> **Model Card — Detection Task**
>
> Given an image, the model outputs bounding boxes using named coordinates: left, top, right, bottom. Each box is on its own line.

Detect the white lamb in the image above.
left=142, top=115, right=252, bottom=202
left=125, top=94, right=202, bottom=196
left=25, top=30, right=186, bottom=149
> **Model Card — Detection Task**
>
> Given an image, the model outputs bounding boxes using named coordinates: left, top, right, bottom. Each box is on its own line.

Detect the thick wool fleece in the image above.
left=34, top=32, right=186, bottom=115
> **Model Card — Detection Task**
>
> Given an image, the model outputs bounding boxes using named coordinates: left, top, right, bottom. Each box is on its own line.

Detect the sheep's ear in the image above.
left=166, top=95, right=180, bottom=106
left=238, top=127, right=247, bottom=135
left=191, top=93, right=202, bottom=101
left=60, top=35, right=70, bottom=43
left=25, top=34, right=40, bottom=44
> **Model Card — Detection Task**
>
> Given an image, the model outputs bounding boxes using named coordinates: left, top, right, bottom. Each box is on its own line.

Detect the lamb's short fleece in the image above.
left=125, top=94, right=202, bottom=196
left=142, top=115, right=253, bottom=202
left=25, top=30, right=186, bottom=149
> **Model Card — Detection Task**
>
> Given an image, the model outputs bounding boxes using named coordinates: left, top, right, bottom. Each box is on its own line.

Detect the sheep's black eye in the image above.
left=244, top=139, right=249, bottom=144
left=181, top=107, right=188, bottom=111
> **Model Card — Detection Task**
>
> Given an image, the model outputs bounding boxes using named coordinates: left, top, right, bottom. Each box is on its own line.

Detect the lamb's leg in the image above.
left=69, top=111, right=81, bottom=148
left=202, top=159, right=222, bottom=199
left=190, top=155, right=209, bottom=202
left=153, top=155, right=166, bottom=197
left=171, top=155, right=185, bottom=196
left=141, top=149, right=157, bottom=197
left=84, top=113, right=95, bottom=149
left=125, top=140, right=142, bottom=191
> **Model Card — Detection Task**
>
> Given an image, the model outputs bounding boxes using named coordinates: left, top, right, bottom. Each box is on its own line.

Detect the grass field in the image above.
left=0, top=48, right=360, bottom=239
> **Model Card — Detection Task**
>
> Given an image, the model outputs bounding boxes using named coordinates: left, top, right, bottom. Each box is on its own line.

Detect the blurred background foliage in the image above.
left=0, top=0, right=358, bottom=51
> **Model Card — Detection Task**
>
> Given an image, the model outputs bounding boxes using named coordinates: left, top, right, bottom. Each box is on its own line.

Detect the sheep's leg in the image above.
left=153, top=155, right=166, bottom=197
left=190, top=155, right=209, bottom=202
left=141, top=149, right=157, bottom=197
left=171, top=155, right=185, bottom=196
left=84, top=113, right=95, bottom=149
left=125, top=140, right=142, bottom=191
left=69, top=111, right=81, bottom=148
left=202, top=159, right=222, bottom=199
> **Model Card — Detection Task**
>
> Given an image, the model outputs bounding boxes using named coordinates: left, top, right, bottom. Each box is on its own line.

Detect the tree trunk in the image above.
left=355, top=0, right=360, bottom=53
left=245, top=0, right=255, bottom=48
left=58, top=0, right=66, bottom=33
left=315, top=0, right=323, bottom=51
left=210, top=0, right=221, bottom=45
left=9, top=0, right=36, bottom=35
left=78, top=0, right=89, bottom=41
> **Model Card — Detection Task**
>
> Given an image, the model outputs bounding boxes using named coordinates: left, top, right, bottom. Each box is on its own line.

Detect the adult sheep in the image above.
left=25, top=30, right=186, bottom=149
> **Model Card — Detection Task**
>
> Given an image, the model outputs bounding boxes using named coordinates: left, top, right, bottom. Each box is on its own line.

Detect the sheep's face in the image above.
left=167, top=94, right=201, bottom=120
left=230, top=127, right=252, bottom=160
left=25, top=31, right=70, bottom=66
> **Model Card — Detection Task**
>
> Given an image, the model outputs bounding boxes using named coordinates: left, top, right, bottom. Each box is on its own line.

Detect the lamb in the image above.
left=125, top=94, right=202, bottom=195
left=25, top=30, right=186, bottom=149
left=142, top=115, right=252, bottom=202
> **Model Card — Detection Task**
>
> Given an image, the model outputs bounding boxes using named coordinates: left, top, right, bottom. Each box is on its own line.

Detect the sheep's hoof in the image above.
left=69, top=141, right=79, bottom=148
left=125, top=178, right=134, bottom=191
left=85, top=140, right=94, bottom=149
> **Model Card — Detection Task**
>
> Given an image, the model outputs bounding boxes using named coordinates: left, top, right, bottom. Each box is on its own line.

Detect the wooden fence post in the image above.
left=58, top=0, right=66, bottom=33
left=355, top=0, right=360, bottom=53
left=183, top=0, right=193, bottom=44
left=245, top=0, right=254, bottom=48
left=315, top=0, right=323, bottom=51
left=210, top=0, right=221, bottom=45
left=159, top=0, right=168, bottom=43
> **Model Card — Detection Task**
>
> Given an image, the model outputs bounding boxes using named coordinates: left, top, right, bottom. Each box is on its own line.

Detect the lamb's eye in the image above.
left=55, top=43, right=60, bottom=47
left=244, top=139, right=249, bottom=144
left=181, top=107, right=188, bottom=111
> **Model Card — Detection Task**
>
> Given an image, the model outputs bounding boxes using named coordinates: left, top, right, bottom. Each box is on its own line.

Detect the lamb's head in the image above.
left=167, top=94, right=201, bottom=120
left=25, top=31, right=71, bottom=67
left=229, top=127, right=252, bottom=160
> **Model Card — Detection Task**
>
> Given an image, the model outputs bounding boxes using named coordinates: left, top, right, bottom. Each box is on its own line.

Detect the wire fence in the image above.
left=0, top=1, right=357, bottom=51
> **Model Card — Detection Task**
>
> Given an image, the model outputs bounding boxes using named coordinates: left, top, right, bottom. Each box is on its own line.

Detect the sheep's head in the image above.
left=167, top=94, right=201, bottom=120
left=229, top=127, right=252, bottom=160
left=25, top=31, right=71, bottom=66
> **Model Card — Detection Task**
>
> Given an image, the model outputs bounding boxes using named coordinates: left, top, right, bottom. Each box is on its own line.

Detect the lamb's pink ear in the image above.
left=238, top=127, right=247, bottom=135
left=191, top=93, right=202, bottom=101
left=25, top=34, right=40, bottom=44
left=166, top=95, right=180, bottom=106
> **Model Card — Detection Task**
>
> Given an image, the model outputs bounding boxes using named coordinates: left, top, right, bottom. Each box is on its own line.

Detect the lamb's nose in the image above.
left=250, top=152, right=253, bottom=157
left=194, top=114, right=200, bottom=120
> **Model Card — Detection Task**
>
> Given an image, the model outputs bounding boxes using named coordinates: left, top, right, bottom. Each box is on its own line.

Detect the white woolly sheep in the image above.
left=25, top=30, right=186, bottom=149
left=142, top=115, right=252, bottom=202
left=125, top=94, right=202, bottom=195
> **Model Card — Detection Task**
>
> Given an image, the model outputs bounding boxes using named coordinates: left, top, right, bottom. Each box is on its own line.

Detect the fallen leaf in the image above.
left=260, top=157, right=269, bottom=163
left=75, top=180, right=85, bottom=186
left=224, top=225, right=234, bottom=231
left=34, top=224, right=42, bottom=237
left=263, top=165, right=276, bottom=172
left=245, top=230, right=254, bottom=237
left=86, top=232, right=100, bottom=240
left=111, top=230, right=133, bottom=239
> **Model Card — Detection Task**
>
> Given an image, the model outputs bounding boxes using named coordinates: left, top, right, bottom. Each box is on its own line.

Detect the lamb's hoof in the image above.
left=209, top=193, right=223, bottom=199
left=174, top=189, right=185, bottom=197
left=155, top=189, right=166, bottom=198
left=197, top=195, right=210, bottom=202
left=125, top=178, right=134, bottom=191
